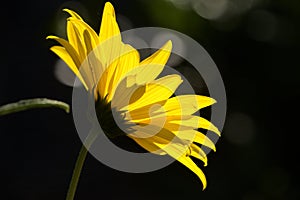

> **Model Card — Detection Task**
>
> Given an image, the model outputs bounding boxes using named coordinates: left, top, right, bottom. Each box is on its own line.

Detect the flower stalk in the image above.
left=0, top=98, right=70, bottom=116
left=66, top=129, right=99, bottom=200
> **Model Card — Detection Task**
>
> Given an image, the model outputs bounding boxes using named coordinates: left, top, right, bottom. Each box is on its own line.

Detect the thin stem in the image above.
left=0, top=98, right=70, bottom=116
left=66, top=129, right=99, bottom=200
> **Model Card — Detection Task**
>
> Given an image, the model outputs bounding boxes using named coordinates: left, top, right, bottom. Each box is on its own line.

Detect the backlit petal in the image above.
left=189, top=144, right=208, bottom=166
left=66, top=20, right=86, bottom=62
left=127, top=41, right=172, bottom=85
left=169, top=116, right=221, bottom=136
left=177, top=156, right=207, bottom=190
left=129, top=129, right=189, bottom=157
left=124, top=74, right=183, bottom=112
left=68, top=18, right=99, bottom=47
left=46, top=35, right=81, bottom=68
left=173, top=130, right=216, bottom=151
left=105, top=44, right=140, bottom=101
left=50, top=46, right=87, bottom=89
left=131, top=133, right=207, bottom=189
left=63, top=8, right=83, bottom=20
left=157, top=95, right=216, bottom=116
left=99, top=2, right=121, bottom=42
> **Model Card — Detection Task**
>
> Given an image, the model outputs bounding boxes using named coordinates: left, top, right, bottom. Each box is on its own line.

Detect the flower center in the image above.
left=94, top=94, right=147, bottom=153
left=95, top=95, right=130, bottom=138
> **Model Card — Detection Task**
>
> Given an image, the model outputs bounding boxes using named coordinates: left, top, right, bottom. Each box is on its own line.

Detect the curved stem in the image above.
left=0, top=98, right=70, bottom=116
left=66, top=129, right=99, bottom=200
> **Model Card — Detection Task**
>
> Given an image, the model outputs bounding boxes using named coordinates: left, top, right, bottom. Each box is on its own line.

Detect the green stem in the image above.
left=66, top=129, right=99, bottom=200
left=0, top=98, right=70, bottom=116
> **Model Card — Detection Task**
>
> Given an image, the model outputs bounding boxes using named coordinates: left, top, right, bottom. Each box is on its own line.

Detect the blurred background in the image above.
left=1, top=0, right=300, bottom=199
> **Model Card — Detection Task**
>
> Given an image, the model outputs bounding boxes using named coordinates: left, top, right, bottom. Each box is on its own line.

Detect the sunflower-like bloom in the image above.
left=47, top=2, right=220, bottom=189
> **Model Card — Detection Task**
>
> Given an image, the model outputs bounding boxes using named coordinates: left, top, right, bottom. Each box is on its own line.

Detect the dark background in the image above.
left=1, top=0, right=300, bottom=199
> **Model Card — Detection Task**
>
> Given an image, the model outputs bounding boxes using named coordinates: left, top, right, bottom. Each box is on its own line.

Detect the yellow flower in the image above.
left=47, top=2, right=220, bottom=189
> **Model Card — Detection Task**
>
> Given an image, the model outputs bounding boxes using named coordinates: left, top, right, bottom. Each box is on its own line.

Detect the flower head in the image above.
left=47, top=2, right=221, bottom=189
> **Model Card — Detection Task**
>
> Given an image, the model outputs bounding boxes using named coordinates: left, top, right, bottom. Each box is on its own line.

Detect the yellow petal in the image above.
left=96, top=38, right=123, bottom=99
left=159, top=128, right=215, bottom=152
left=46, top=35, right=81, bottom=68
left=66, top=20, right=86, bottom=62
left=130, top=113, right=220, bottom=137
left=66, top=18, right=101, bottom=66
left=63, top=8, right=83, bottom=20
left=50, top=46, right=87, bottom=89
left=129, top=136, right=165, bottom=155
left=156, top=121, right=194, bottom=132
left=128, top=40, right=172, bottom=85
left=130, top=125, right=196, bottom=159
left=96, top=2, right=131, bottom=99
left=78, top=30, right=104, bottom=89
left=136, top=118, right=194, bottom=132
left=129, top=129, right=207, bottom=189
left=100, top=44, right=140, bottom=101
left=157, top=95, right=216, bottom=116
left=111, top=76, right=147, bottom=109
left=130, top=95, right=216, bottom=121
left=50, top=46, right=77, bottom=73
left=193, top=131, right=216, bottom=152
left=129, top=130, right=188, bottom=157
left=196, top=117, right=221, bottom=136
left=122, top=101, right=164, bottom=122
left=83, top=30, right=94, bottom=56
left=99, top=2, right=121, bottom=43
left=68, top=18, right=99, bottom=47
left=125, top=74, right=183, bottom=112
left=108, top=45, right=140, bottom=98
left=175, top=130, right=216, bottom=151
left=189, top=144, right=208, bottom=166
left=169, top=116, right=221, bottom=136
left=66, top=20, right=78, bottom=48
left=128, top=112, right=189, bottom=124
left=177, top=156, right=207, bottom=190
left=66, top=18, right=104, bottom=90
left=130, top=126, right=174, bottom=144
